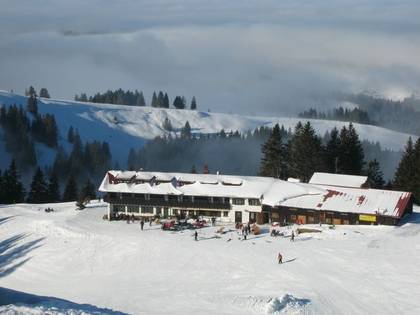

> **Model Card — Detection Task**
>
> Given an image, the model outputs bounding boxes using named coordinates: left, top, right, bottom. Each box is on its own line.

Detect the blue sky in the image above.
left=1, top=0, right=419, bottom=114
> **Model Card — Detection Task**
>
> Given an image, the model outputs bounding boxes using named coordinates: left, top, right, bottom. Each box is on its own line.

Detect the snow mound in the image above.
left=233, top=294, right=311, bottom=314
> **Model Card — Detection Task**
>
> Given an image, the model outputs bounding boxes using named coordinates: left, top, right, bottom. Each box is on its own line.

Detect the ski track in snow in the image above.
left=1, top=202, right=420, bottom=314
left=0, top=91, right=417, bottom=170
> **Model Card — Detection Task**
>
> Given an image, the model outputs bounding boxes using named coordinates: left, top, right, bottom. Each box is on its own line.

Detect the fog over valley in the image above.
left=1, top=0, right=420, bottom=115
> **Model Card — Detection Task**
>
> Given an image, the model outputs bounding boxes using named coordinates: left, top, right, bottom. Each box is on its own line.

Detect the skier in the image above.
left=140, top=219, right=144, bottom=230
left=194, top=230, right=198, bottom=241
left=278, top=252, right=283, bottom=264
left=149, top=218, right=152, bottom=227
left=291, top=231, right=295, bottom=242
left=131, top=214, right=135, bottom=223
left=126, top=215, right=130, bottom=224
left=244, top=228, right=248, bottom=240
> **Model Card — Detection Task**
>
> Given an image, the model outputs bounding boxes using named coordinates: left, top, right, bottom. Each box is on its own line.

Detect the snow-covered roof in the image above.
left=278, top=186, right=411, bottom=218
left=99, top=170, right=322, bottom=201
left=99, top=170, right=277, bottom=199
left=309, top=172, right=368, bottom=188
left=99, top=170, right=412, bottom=218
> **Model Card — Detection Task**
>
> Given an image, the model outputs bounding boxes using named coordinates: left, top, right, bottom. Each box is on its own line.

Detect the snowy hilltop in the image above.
left=0, top=90, right=416, bottom=169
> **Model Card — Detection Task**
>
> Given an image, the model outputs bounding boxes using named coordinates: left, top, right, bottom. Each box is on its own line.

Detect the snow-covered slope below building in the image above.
left=0, top=91, right=415, bottom=166
left=0, top=202, right=419, bottom=314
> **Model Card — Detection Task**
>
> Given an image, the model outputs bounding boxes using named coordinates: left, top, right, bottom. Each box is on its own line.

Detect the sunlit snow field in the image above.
left=1, top=202, right=420, bottom=314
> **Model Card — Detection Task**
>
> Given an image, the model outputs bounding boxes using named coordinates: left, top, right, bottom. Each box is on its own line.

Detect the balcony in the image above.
left=107, top=196, right=231, bottom=210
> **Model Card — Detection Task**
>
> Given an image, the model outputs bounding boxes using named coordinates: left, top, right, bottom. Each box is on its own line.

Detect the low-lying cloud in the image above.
left=1, top=0, right=419, bottom=115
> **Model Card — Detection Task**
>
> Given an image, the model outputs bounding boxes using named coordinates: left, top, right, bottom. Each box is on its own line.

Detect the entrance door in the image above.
left=297, top=215, right=306, bottom=225
left=249, top=212, right=257, bottom=223
left=235, top=211, right=242, bottom=223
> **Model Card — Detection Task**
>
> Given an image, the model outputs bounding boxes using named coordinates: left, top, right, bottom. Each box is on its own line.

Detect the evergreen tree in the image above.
left=47, top=173, right=61, bottom=202
left=0, top=169, right=4, bottom=203
left=80, top=178, right=96, bottom=201
left=151, top=92, right=158, bottom=107
left=173, top=96, right=186, bottom=109
left=180, top=121, right=192, bottom=139
left=414, top=138, right=420, bottom=202
left=393, top=137, right=416, bottom=194
left=324, top=127, right=340, bottom=173
left=27, top=167, right=49, bottom=203
left=27, top=86, right=38, bottom=115
left=127, top=148, right=137, bottom=170
left=259, top=124, right=288, bottom=179
left=288, top=121, right=324, bottom=182
left=136, top=92, right=146, bottom=106
left=2, top=160, right=25, bottom=204
left=67, top=126, right=75, bottom=143
left=190, top=96, right=197, bottom=110
left=162, top=117, right=173, bottom=131
left=366, top=159, right=385, bottom=189
left=39, top=88, right=50, bottom=98
left=191, top=165, right=197, bottom=174
left=163, top=93, right=170, bottom=108
left=337, top=123, right=365, bottom=175
left=63, top=175, right=78, bottom=202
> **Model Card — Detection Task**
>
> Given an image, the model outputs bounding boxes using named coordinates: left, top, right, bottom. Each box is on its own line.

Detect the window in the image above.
left=113, top=204, right=126, bottom=213
left=144, top=194, right=150, bottom=201
left=155, top=207, right=162, bottom=216
left=223, top=211, right=229, bottom=217
left=248, top=198, right=261, bottom=206
left=141, top=206, right=153, bottom=214
left=307, top=216, right=315, bottom=224
left=232, top=198, right=245, bottom=205
left=127, top=205, right=140, bottom=213
left=213, top=197, right=223, bottom=204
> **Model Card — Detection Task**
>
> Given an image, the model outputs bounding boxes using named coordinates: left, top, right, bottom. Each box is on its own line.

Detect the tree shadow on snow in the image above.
left=0, top=233, right=44, bottom=279
left=0, top=216, right=15, bottom=226
left=0, top=287, right=128, bottom=315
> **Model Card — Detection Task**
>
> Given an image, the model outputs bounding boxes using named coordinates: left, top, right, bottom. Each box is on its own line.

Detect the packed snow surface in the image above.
left=1, top=202, right=420, bottom=314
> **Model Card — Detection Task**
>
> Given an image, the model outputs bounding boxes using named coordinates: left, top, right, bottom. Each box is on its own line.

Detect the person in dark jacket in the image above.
left=291, top=231, right=295, bottom=242
left=278, top=252, right=283, bottom=264
left=194, top=230, right=198, bottom=241
left=140, top=219, right=144, bottom=230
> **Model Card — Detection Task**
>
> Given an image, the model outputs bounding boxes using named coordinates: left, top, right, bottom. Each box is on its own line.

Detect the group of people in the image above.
left=124, top=214, right=154, bottom=231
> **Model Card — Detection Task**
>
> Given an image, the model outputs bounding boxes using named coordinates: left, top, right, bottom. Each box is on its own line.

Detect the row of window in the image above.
left=111, top=193, right=261, bottom=206
left=232, top=198, right=261, bottom=206
left=113, top=204, right=229, bottom=217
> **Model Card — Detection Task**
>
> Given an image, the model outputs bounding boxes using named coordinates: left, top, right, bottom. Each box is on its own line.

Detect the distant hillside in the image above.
left=0, top=90, right=416, bottom=171
left=343, top=93, right=420, bottom=136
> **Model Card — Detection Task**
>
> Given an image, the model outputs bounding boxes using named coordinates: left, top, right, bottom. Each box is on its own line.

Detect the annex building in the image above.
left=99, top=171, right=413, bottom=226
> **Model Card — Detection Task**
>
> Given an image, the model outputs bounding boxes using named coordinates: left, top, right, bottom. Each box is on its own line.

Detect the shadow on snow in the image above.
left=0, top=233, right=44, bottom=279
left=0, top=287, right=128, bottom=315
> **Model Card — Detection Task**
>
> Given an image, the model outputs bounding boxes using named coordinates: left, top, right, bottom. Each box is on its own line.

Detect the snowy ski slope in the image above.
left=0, top=90, right=415, bottom=167
left=0, top=202, right=419, bottom=314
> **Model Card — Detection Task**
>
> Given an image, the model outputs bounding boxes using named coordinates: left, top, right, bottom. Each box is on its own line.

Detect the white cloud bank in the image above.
left=0, top=0, right=419, bottom=114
